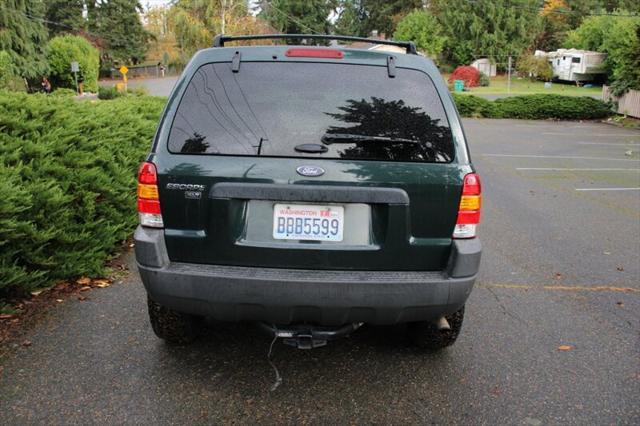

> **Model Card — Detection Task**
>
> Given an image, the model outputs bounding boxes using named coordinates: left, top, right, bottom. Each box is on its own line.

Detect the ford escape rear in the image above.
left=134, top=34, right=482, bottom=350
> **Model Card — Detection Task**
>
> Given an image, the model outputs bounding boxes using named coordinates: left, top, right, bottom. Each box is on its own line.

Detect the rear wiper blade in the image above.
left=321, top=133, right=419, bottom=145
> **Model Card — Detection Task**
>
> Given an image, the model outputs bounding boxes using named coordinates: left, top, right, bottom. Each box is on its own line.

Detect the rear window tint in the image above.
left=168, top=62, right=454, bottom=163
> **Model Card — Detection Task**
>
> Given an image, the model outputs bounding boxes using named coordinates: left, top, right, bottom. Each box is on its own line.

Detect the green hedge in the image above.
left=452, top=94, right=613, bottom=120
left=0, top=92, right=165, bottom=295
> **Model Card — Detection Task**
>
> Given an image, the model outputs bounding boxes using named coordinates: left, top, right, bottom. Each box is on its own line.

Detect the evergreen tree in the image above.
left=44, top=0, right=85, bottom=37
left=430, top=0, right=543, bottom=68
left=0, top=0, right=49, bottom=80
left=334, top=0, right=422, bottom=38
left=261, top=0, right=333, bottom=36
left=88, top=0, right=150, bottom=65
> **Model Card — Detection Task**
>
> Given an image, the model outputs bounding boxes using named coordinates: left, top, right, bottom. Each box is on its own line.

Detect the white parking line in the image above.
left=542, top=132, right=637, bottom=137
left=482, top=153, right=640, bottom=162
left=516, top=167, right=640, bottom=171
left=575, top=187, right=640, bottom=191
left=578, top=142, right=640, bottom=146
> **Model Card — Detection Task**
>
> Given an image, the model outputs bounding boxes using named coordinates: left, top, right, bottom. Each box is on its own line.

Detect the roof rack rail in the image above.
left=212, top=34, right=418, bottom=55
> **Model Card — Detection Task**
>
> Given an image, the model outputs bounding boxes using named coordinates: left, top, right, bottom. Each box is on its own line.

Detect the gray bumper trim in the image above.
left=134, top=226, right=480, bottom=325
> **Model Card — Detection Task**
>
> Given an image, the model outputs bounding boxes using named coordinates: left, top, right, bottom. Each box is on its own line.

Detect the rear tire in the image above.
left=408, top=306, right=465, bottom=350
left=147, top=298, right=200, bottom=345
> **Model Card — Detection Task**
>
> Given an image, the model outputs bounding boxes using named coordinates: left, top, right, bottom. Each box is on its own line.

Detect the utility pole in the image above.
left=507, top=55, right=512, bottom=94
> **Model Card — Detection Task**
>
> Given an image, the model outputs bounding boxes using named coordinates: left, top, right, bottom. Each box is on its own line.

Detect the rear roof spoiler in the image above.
left=212, top=34, right=418, bottom=55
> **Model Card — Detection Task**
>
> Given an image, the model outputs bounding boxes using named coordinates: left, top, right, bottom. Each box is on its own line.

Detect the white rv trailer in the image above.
left=535, top=49, right=607, bottom=83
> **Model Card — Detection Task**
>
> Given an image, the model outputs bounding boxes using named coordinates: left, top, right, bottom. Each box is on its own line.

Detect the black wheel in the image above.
left=147, top=298, right=200, bottom=345
left=408, top=306, right=465, bottom=350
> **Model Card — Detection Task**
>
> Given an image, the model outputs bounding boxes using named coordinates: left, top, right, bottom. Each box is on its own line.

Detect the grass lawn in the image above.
left=443, top=74, right=603, bottom=97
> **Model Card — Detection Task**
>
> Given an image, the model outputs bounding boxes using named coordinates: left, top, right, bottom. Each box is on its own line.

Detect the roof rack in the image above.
left=212, top=34, right=418, bottom=55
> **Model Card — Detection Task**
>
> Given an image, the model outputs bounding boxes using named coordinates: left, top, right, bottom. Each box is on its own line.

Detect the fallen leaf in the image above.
left=22, top=340, right=32, bottom=347
left=0, top=313, right=15, bottom=319
left=80, top=286, right=91, bottom=292
left=93, top=279, right=111, bottom=288
left=128, top=243, right=135, bottom=248
left=558, top=345, right=573, bottom=351
left=30, top=289, right=45, bottom=296
left=56, top=299, right=64, bottom=303
left=78, top=296, right=88, bottom=301
left=603, top=251, right=611, bottom=255
left=55, top=282, right=70, bottom=290
left=76, top=277, right=91, bottom=285
left=554, top=273, right=562, bottom=280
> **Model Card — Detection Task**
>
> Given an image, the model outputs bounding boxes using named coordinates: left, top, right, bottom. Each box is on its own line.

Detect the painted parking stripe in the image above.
left=575, top=187, right=640, bottom=191
left=516, top=167, right=640, bottom=171
left=542, top=132, right=637, bottom=137
left=578, top=142, right=640, bottom=146
left=482, top=153, right=640, bottom=161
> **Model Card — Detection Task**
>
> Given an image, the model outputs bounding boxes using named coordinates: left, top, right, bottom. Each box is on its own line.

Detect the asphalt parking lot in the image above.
left=0, top=119, right=638, bottom=425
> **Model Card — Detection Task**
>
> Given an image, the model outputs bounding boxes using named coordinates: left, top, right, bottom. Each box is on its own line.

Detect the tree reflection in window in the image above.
left=180, top=132, right=211, bottom=154
left=325, top=97, right=454, bottom=162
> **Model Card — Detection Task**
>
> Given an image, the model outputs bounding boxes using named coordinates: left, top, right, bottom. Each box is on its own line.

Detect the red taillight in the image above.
left=137, top=198, right=161, bottom=215
left=138, top=162, right=157, bottom=185
left=137, top=162, right=163, bottom=228
left=285, top=48, right=344, bottom=59
left=462, top=173, right=481, bottom=195
left=454, top=173, right=481, bottom=239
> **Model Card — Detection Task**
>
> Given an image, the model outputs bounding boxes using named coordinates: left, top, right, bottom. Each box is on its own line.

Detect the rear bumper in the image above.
left=134, top=226, right=481, bottom=325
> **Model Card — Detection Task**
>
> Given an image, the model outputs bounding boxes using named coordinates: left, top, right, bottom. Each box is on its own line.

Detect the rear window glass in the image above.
left=168, top=62, right=454, bottom=163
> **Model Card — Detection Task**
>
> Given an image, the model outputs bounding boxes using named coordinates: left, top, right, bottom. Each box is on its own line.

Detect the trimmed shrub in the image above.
left=517, top=55, right=554, bottom=82
left=452, top=93, right=496, bottom=117
left=0, top=92, right=165, bottom=295
left=492, top=95, right=612, bottom=120
left=47, top=35, right=100, bottom=93
left=448, top=66, right=480, bottom=88
left=478, top=72, right=490, bottom=87
left=98, top=85, right=124, bottom=100
left=452, top=93, right=612, bottom=120
left=50, top=88, right=77, bottom=97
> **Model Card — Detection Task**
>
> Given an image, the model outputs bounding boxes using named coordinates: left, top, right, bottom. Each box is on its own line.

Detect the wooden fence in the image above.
left=602, top=86, right=640, bottom=118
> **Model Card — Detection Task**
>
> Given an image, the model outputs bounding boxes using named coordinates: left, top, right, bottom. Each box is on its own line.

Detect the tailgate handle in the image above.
left=210, top=183, right=409, bottom=205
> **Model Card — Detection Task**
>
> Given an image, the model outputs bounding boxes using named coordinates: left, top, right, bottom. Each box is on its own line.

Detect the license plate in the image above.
left=273, top=204, right=344, bottom=241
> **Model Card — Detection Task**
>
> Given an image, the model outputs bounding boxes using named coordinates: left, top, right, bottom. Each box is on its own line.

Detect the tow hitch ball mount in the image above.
left=259, top=322, right=364, bottom=350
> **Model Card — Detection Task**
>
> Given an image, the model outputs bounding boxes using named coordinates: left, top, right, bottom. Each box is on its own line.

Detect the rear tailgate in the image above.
left=156, top=55, right=465, bottom=271
left=157, top=156, right=464, bottom=271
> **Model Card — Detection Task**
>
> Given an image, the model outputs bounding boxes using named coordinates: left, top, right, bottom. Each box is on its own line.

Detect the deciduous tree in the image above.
left=393, top=10, right=446, bottom=59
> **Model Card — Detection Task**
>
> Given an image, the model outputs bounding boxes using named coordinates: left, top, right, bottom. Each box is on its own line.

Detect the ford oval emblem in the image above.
left=296, top=165, right=325, bottom=177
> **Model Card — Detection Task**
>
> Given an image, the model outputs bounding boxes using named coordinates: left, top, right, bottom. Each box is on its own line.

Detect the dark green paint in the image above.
left=146, top=45, right=475, bottom=271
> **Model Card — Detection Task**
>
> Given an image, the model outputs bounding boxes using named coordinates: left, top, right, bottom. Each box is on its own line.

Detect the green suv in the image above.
left=134, top=34, right=482, bottom=350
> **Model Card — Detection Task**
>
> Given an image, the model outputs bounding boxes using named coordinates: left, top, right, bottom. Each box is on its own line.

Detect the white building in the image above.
left=470, top=58, right=497, bottom=77
left=535, top=49, right=606, bottom=83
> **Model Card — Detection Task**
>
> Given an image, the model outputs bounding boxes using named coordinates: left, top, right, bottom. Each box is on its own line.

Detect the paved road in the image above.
left=1, top=120, right=639, bottom=425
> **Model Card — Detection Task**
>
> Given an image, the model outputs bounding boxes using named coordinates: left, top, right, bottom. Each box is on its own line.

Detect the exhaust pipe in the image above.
left=436, top=316, right=451, bottom=331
